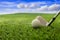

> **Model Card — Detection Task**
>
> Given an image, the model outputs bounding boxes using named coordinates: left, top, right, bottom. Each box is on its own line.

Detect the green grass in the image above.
left=0, top=13, right=60, bottom=40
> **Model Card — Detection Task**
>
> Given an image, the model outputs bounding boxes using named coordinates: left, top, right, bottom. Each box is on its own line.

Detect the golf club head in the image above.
left=32, top=11, right=60, bottom=27
left=32, top=16, right=48, bottom=27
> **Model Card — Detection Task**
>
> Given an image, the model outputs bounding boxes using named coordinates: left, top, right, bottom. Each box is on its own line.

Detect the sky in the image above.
left=0, top=0, right=60, bottom=14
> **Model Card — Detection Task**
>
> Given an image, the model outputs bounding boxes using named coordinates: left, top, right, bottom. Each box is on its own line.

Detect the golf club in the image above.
left=32, top=11, right=60, bottom=27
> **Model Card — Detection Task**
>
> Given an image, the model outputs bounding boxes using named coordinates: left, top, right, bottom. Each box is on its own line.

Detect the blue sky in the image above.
left=0, top=0, right=60, bottom=14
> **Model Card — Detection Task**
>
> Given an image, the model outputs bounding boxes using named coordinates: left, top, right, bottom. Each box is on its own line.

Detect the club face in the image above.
left=32, top=16, right=48, bottom=27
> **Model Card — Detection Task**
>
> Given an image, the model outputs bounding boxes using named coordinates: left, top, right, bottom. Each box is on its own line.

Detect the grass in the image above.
left=0, top=13, right=60, bottom=40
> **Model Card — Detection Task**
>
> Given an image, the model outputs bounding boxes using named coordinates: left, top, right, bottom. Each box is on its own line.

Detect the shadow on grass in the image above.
left=50, top=25, right=54, bottom=29
left=32, top=25, right=55, bottom=29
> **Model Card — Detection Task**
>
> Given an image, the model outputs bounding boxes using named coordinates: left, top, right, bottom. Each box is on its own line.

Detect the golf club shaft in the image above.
left=47, top=11, right=60, bottom=26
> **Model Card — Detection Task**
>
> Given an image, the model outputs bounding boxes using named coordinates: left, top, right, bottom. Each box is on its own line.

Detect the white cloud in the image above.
left=28, top=3, right=36, bottom=8
left=0, top=1, right=60, bottom=14
left=37, top=4, right=60, bottom=12
left=17, top=2, right=60, bottom=12
left=0, top=1, right=17, bottom=7
left=37, top=5, right=48, bottom=11
left=17, top=3, right=25, bottom=8
left=48, top=4, right=60, bottom=11
left=0, top=2, right=16, bottom=5
left=28, top=2, right=46, bottom=8
left=17, top=2, right=46, bottom=8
